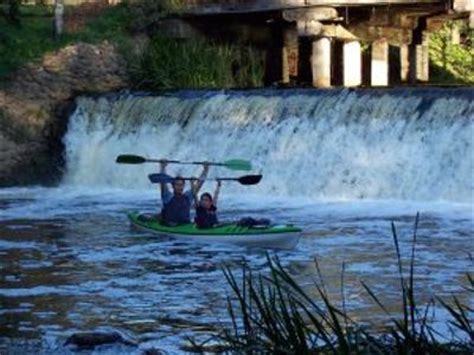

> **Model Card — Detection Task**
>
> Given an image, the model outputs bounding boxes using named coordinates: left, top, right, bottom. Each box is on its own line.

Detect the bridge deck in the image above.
left=179, top=0, right=445, bottom=15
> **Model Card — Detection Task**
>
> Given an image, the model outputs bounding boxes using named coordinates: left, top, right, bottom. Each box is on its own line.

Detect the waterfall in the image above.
left=62, top=88, right=474, bottom=203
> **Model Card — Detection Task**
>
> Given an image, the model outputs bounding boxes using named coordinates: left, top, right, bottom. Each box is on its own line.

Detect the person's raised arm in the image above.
left=190, top=178, right=199, bottom=209
left=159, top=161, right=170, bottom=201
left=194, top=162, right=210, bottom=194
left=213, top=180, right=221, bottom=207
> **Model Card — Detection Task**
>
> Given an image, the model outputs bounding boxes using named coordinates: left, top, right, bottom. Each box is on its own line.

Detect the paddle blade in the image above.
left=116, top=154, right=147, bottom=164
left=237, top=174, right=262, bottom=185
left=222, top=159, right=252, bottom=171
left=148, top=173, right=175, bottom=184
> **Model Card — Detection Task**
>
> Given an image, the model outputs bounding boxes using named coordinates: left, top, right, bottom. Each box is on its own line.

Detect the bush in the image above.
left=130, top=35, right=264, bottom=90
left=430, top=21, right=474, bottom=84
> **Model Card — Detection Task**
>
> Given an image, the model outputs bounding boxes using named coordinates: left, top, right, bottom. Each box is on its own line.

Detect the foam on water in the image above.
left=62, top=88, right=473, bottom=203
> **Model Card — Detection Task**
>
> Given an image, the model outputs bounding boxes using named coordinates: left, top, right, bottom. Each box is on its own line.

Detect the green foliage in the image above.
left=125, top=0, right=186, bottom=33
left=130, top=35, right=264, bottom=90
left=0, top=0, right=21, bottom=25
left=0, top=5, right=56, bottom=78
left=209, top=214, right=474, bottom=353
left=0, top=4, right=130, bottom=79
left=430, top=21, right=474, bottom=85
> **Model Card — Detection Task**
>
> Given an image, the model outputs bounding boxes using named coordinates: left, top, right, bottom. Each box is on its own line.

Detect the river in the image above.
left=1, top=88, right=473, bottom=353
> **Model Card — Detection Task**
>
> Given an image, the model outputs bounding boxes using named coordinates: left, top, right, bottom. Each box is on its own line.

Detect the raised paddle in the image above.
left=116, top=154, right=252, bottom=171
left=148, top=173, right=262, bottom=185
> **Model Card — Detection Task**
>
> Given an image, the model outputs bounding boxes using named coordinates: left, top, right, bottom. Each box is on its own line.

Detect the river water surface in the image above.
left=1, top=88, right=473, bottom=353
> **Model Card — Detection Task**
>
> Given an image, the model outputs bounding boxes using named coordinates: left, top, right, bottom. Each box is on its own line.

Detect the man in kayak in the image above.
left=159, top=161, right=209, bottom=225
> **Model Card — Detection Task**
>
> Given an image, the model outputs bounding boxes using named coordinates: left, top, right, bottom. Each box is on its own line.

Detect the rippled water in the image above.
left=2, top=87, right=473, bottom=353
left=1, top=187, right=472, bottom=353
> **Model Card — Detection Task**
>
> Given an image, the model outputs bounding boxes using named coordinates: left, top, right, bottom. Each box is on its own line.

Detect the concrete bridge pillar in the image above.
left=282, top=26, right=299, bottom=84
left=311, top=37, right=331, bottom=87
left=405, top=30, right=429, bottom=83
left=400, top=44, right=410, bottom=82
left=371, top=39, right=389, bottom=86
left=415, top=32, right=429, bottom=82
left=343, top=40, right=361, bottom=87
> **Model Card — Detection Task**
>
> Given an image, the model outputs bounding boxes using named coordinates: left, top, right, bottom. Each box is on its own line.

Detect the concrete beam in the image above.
left=321, top=25, right=358, bottom=40
left=298, top=22, right=357, bottom=40
left=297, top=20, right=323, bottom=36
left=453, top=0, right=473, bottom=12
left=368, top=11, right=419, bottom=28
left=178, top=1, right=446, bottom=16
left=283, top=7, right=338, bottom=22
left=348, top=25, right=412, bottom=45
left=427, top=13, right=472, bottom=31
left=454, top=0, right=474, bottom=27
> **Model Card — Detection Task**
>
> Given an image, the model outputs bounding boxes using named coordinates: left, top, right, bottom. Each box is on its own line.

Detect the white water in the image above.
left=63, top=88, right=473, bottom=203
left=1, top=88, right=473, bottom=353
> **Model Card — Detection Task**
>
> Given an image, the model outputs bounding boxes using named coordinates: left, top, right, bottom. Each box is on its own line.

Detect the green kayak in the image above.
left=128, top=212, right=301, bottom=249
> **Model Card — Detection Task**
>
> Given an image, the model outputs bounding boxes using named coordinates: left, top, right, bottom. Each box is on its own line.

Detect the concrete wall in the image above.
left=39, top=0, right=121, bottom=5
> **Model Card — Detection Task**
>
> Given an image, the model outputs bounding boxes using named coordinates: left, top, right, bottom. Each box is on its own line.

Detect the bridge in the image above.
left=160, top=0, right=473, bottom=87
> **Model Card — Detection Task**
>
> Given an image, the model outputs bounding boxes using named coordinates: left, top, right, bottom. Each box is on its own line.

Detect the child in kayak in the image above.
left=192, top=180, right=221, bottom=228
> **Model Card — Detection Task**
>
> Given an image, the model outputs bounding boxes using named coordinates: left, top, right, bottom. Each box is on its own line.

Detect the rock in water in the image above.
left=64, top=331, right=137, bottom=349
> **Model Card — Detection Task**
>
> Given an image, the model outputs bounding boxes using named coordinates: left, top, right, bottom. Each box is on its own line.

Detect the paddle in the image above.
left=116, top=154, right=252, bottom=171
left=148, top=173, right=262, bottom=185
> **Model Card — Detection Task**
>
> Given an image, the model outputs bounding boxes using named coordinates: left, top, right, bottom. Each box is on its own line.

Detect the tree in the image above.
left=53, top=0, right=64, bottom=40
left=0, top=0, right=21, bottom=26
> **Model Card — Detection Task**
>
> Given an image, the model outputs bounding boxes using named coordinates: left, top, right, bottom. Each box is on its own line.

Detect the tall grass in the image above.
left=207, top=213, right=473, bottom=353
left=130, top=35, right=264, bottom=90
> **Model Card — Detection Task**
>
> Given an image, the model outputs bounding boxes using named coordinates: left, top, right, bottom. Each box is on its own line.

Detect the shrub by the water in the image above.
left=429, top=22, right=474, bottom=85
left=130, top=35, right=264, bottom=90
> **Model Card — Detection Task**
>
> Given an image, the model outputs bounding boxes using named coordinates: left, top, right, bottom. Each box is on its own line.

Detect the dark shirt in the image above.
left=161, top=192, right=192, bottom=225
left=195, top=205, right=218, bottom=228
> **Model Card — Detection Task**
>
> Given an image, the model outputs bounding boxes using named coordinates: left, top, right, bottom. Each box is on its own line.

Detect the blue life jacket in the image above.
left=162, top=194, right=191, bottom=225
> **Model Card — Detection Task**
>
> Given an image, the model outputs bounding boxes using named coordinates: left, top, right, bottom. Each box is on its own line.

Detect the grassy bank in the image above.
left=0, top=4, right=130, bottom=78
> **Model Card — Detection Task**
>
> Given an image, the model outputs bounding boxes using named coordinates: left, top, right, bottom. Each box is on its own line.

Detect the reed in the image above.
left=130, top=35, right=264, bottom=90
left=208, top=213, right=473, bottom=354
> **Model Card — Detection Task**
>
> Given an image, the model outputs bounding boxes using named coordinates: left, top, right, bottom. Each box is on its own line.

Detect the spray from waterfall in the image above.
left=62, top=88, right=474, bottom=203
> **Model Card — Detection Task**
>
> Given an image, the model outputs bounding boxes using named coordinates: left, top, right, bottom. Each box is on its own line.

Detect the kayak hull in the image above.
left=128, top=213, right=301, bottom=250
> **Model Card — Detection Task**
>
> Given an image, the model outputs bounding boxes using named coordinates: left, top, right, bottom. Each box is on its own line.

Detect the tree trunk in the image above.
left=54, top=0, right=64, bottom=40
